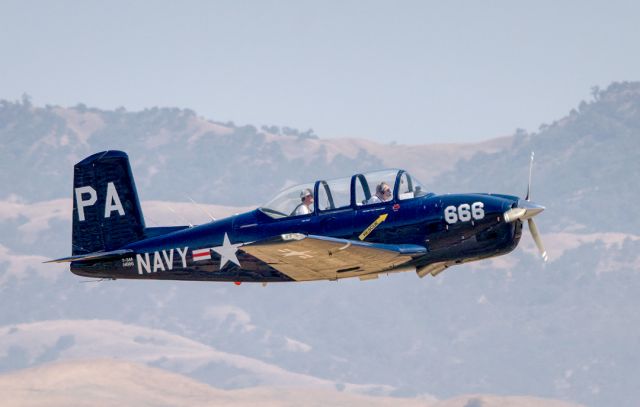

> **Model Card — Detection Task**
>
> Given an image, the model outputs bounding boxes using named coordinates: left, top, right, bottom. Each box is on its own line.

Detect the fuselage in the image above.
left=71, top=192, right=522, bottom=282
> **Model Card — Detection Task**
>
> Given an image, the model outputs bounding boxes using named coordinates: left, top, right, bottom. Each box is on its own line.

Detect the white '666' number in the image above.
left=444, top=202, right=485, bottom=224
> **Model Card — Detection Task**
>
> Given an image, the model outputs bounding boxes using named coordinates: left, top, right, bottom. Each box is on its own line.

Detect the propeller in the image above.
left=503, top=152, right=548, bottom=262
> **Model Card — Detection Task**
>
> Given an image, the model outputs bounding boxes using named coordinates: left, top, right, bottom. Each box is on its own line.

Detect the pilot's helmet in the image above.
left=300, top=188, right=313, bottom=200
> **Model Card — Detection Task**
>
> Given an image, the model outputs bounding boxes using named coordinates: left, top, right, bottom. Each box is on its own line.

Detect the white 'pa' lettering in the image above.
left=75, top=186, right=97, bottom=222
left=104, top=182, right=125, bottom=218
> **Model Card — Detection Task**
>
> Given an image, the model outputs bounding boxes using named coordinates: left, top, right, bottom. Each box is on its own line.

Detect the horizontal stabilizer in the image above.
left=44, top=249, right=133, bottom=264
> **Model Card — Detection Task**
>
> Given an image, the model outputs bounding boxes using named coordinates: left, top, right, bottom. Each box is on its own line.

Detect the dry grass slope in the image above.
left=0, top=359, right=585, bottom=407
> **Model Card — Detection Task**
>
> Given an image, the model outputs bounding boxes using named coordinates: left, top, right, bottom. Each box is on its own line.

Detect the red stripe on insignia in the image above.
left=193, top=249, right=211, bottom=260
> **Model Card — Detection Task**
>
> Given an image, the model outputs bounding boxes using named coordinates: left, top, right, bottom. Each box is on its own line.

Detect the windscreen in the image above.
left=261, top=182, right=315, bottom=218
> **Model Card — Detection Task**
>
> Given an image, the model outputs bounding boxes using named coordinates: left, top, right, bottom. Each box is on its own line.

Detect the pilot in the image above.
left=367, top=182, right=392, bottom=204
left=293, top=188, right=314, bottom=215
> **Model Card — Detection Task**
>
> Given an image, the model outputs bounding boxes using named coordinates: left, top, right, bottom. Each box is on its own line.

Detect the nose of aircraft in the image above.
left=501, top=151, right=548, bottom=262
left=521, top=200, right=545, bottom=218
left=503, top=199, right=545, bottom=222
left=502, top=198, right=547, bottom=262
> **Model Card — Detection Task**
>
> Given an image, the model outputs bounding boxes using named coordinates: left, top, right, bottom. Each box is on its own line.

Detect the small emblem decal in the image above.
left=192, top=248, right=212, bottom=262
left=359, top=213, right=388, bottom=241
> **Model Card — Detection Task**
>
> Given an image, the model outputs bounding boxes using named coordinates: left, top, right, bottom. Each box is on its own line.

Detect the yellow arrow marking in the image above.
left=359, top=213, right=388, bottom=241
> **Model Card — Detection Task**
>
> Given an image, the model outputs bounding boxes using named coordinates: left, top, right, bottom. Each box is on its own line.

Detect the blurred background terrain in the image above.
left=2, top=1, right=640, bottom=405
left=0, top=82, right=639, bottom=406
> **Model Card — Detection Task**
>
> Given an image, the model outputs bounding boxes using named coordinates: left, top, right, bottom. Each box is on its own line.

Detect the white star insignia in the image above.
left=277, top=248, right=314, bottom=259
left=212, top=232, right=242, bottom=269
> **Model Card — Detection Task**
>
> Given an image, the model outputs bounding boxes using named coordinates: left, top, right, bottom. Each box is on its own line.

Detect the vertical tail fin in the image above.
left=72, top=151, right=145, bottom=255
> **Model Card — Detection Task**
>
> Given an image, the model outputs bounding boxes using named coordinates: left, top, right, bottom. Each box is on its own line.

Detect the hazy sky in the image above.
left=1, top=0, right=639, bottom=144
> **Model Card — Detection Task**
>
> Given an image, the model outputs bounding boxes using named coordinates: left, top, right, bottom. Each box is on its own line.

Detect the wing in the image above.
left=241, top=233, right=426, bottom=281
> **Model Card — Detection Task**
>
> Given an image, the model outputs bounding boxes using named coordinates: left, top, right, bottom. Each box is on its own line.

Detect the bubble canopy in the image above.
left=260, top=169, right=431, bottom=219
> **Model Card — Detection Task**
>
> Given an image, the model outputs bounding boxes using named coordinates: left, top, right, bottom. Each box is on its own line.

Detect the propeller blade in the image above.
left=525, top=151, right=534, bottom=201
left=528, top=218, right=548, bottom=262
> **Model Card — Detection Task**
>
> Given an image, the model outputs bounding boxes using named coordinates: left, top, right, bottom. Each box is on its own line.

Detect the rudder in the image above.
left=72, top=150, right=145, bottom=255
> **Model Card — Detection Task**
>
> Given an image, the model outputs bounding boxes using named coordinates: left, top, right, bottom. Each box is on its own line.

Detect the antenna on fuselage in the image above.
left=187, top=195, right=216, bottom=222
left=165, top=205, right=194, bottom=228
left=144, top=213, right=160, bottom=227
left=80, top=278, right=115, bottom=283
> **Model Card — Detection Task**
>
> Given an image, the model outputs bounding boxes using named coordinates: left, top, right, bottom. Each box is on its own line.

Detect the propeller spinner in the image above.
left=503, top=152, right=548, bottom=261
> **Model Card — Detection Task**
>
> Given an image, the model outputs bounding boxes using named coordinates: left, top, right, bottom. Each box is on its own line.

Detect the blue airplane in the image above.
left=49, top=150, right=546, bottom=283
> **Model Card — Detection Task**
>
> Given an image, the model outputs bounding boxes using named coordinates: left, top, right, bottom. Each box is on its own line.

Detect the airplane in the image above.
left=48, top=150, right=547, bottom=283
